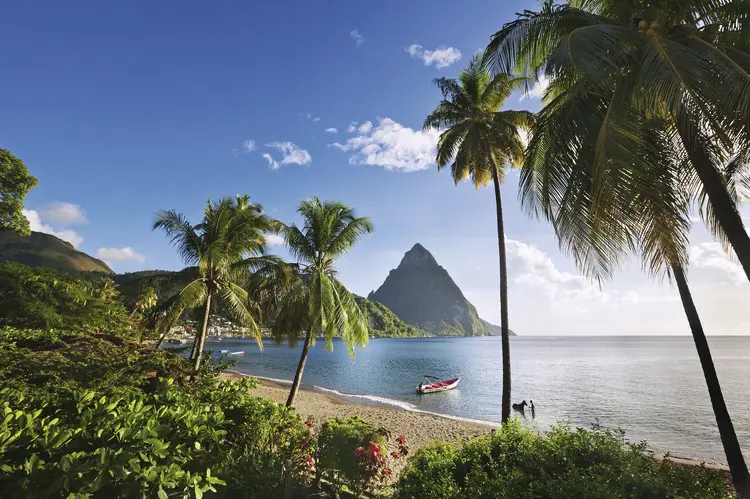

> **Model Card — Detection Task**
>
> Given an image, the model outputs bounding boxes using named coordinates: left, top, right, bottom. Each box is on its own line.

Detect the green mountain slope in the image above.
left=368, top=243, right=490, bottom=337
left=354, top=295, right=425, bottom=338
left=0, top=231, right=113, bottom=274
left=480, top=319, right=517, bottom=337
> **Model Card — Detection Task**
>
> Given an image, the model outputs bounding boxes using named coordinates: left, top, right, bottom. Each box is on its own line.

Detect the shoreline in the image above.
left=221, top=369, right=492, bottom=470
left=221, top=370, right=729, bottom=473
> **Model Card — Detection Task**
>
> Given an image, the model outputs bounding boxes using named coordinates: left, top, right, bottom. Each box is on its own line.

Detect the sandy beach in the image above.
left=222, top=370, right=493, bottom=454
left=221, top=370, right=731, bottom=480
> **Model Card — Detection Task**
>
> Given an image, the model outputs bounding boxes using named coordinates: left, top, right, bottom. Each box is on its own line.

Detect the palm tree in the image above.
left=94, top=277, right=119, bottom=301
left=265, top=197, right=373, bottom=407
left=484, top=0, right=750, bottom=282
left=153, top=195, right=280, bottom=371
left=497, top=29, right=750, bottom=490
left=423, top=55, right=533, bottom=423
left=133, top=287, right=158, bottom=343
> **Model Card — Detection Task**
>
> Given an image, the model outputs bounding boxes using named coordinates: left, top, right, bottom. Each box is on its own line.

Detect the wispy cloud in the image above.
left=300, top=112, right=321, bottom=122
left=23, top=209, right=84, bottom=248
left=262, top=153, right=280, bottom=170
left=325, top=128, right=338, bottom=134
left=330, top=118, right=439, bottom=172
left=520, top=75, right=550, bottom=101
left=242, top=139, right=257, bottom=152
left=39, top=202, right=87, bottom=227
left=266, top=234, right=284, bottom=246
left=350, top=29, right=364, bottom=47
left=690, top=242, right=746, bottom=285
left=97, top=247, right=146, bottom=264
left=264, top=141, right=312, bottom=168
left=406, top=43, right=462, bottom=69
left=347, top=121, right=358, bottom=133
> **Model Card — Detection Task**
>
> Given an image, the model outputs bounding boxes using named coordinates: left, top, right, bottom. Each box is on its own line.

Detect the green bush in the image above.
left=0, top=376, right=316, bottom=498
left=317, top=416, right=389, bottom=496
left=0, top=327, right=192, bottom=398
left=0, top=327, right=315, bottom=498
left=0, top=263, right=131, bottom=332
left=395, top=420, right=731, bottom=499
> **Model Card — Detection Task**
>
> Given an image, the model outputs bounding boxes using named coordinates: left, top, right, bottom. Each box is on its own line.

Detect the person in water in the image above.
left=530, top=400, right=536, bottom=418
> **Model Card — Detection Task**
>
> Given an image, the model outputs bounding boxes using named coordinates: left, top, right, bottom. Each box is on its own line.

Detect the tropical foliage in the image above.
left=152, top=195, right=281, bottom=370
left=315, top=416, right=408, bottom=497
left=424, top=55, right=532, bottom=422
left=0, top=326, right=315, bottom=498
left=0, top=149, right=37, bottom=235
left=484, top=0, right=750, bottom=283
left=263, top=197, right=373, bottom=406
left=483, top=0, right=750, bottom=493
left=0, top=263, right=130, bottom=332
left=395, top=420, right=731, bottom=499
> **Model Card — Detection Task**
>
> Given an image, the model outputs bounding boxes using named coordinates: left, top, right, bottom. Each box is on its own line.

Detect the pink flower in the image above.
left=354, top=447, right=365, bottom=457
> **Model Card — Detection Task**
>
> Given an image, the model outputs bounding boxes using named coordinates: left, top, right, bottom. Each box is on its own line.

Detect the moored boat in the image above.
left=228, top=351, right=245, bottom=356
left=416, top=375, right=460, bottom=394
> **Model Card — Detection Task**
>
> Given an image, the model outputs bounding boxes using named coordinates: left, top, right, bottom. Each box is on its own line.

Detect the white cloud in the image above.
left=326, top=128, right=338, bottom=134
left=505, top=238, right=679, bottom=310
left=350, top=29, right=364, bottom=47
left=266, top=234, right=284, bottom=246
left=330, top=118, right=440, bottom=172
left=96, top=247, right=146, bottom=263
left=242, top=139, right=257, bottom=152
left=262, top=153, right=280, bottom=170
left=265, top=141, right=312, bottom=166
left=38, top=202, right=87, bottom=227
left=406, top=44, right=462, bottom=69
left=520, top=75, right=550, bottom=101
left=300, top=112, right=320, bottom=122
left=347, top=122, right=358, bottom=133
left=690, top=242, right=745, bottom=285
left=23, top=209, right=84, bottom=248
left=506, top=239, right=603, bottom=303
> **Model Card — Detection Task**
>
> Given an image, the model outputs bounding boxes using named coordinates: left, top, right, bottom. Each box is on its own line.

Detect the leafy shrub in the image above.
left=0, top=263, right=130, bottom=332
left=0, top=380, right=228, bottom=498
left=395, top=420, right=731, bottom=499
left=0, top=327, right=192, bottom=398
left=0, top=327, right=316, bottom=498
left=316, top=416, right=390, bottom=496
left=0, top=376, right=316, bottom=498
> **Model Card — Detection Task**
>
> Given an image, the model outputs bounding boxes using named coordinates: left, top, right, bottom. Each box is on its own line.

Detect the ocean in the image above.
left=206, top=335, right=750, bottom=465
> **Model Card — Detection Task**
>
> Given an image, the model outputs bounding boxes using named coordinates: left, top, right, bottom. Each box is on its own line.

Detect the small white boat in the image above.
left=416, top=375, right=460, bottom=394
left=219, top=349, right=229, bottom=354
left=228, top=351, right=245, bottom=356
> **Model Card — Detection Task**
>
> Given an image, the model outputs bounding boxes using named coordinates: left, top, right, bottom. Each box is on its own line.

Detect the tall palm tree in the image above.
left=484, top=0, right=750, bottom=282
left=495, top=20, right=750, bottom=489
left=153, top=195, right=280, bottom=371
left=265, top=197, right=373, bottom=407
left=423, top=55, right=533, bottom=423
left=133, top=287, right=158, bottom=343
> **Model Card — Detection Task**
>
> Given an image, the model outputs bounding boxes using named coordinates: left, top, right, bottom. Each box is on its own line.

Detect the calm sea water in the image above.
left=206, top=336, right=750, bottom=465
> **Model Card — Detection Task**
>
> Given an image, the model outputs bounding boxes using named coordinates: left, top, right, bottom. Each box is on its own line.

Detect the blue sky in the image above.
left=3, top=0, right=749, bottom=334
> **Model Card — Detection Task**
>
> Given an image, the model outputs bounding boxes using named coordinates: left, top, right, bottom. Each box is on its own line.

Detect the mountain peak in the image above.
left=399, top=243, right=439, bottom=268
left=368, top=244, right=489, bottom=337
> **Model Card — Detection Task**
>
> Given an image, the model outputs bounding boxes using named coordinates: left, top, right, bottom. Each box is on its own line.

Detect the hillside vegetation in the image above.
left=0, top=231, right=112, bottom=274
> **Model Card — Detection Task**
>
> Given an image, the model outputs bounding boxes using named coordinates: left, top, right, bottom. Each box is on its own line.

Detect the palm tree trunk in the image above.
left=286, top=328, right=313, bottom=407
left=193, top=293, right=212, bottom=372
left=672, top=264, right=750, bottom=497
left=154, top=333, right=166, bottom=349
left=492, top=165, right=511, bottom=424
left=680, top=132, right=750, bottom=283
